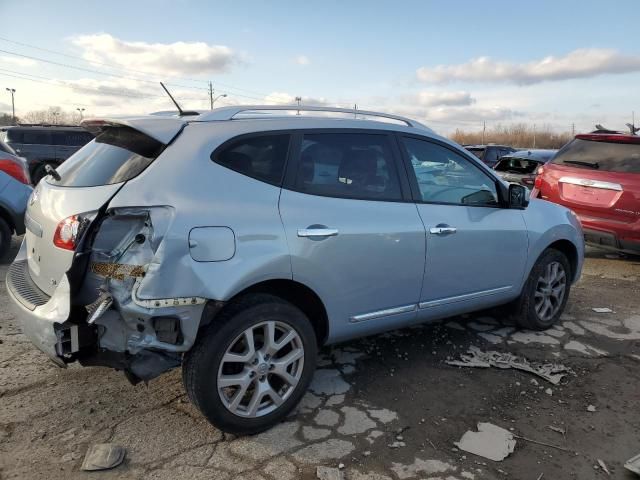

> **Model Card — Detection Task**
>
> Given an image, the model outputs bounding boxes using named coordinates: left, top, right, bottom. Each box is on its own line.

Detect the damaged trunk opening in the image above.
left=62, top=206, right=208, bottom=382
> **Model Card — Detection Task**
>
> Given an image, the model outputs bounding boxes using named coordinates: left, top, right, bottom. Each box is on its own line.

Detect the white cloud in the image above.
left=417, top=48, right=640, bottom=85
left=409, top=90, right=475, bottom=107
left=71, top=33, right=237, bottom=77
left=0, top=56, right=37, bottom=67
left=295, top=55, right=310, bottom=66
left=263, top=92, right=328, bottom=106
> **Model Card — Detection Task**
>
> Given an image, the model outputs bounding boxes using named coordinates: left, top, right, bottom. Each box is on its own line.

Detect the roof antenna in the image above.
left=160, top=82, right=199, bottom=116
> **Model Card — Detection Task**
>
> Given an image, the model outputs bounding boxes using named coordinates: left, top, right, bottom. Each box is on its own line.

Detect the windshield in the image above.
left=494, top=157, right=539, bottom=174
left=48, top=126, right=164, bottom=187
left=552, top=138, right=640, bottom=173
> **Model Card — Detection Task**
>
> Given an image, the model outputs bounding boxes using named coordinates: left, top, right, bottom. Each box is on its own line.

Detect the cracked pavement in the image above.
left=1, top=238, right=639, bottom=480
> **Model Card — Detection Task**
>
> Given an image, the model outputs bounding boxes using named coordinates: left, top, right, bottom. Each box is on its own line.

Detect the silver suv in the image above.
left=6, top=106, right=584, bottom=434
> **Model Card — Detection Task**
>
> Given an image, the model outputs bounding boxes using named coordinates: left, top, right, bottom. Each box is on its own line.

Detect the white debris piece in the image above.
left=446, top=346, right=570, bottom=385
left=454, top=423, right=516, bottom=462
left=545, top=388, right=553, bottom=396
left=592, top=307, right=614, bottom=313
left=625, top=453, right=640, bottom=475
left=587, top=405, right=597, bottom=412
left=81, top=444, right=126, bottom=471
left=597, top=459, right=610, bottom=475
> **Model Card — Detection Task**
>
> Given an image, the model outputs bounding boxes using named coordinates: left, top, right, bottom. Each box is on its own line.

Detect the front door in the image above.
left=279, top=131, right=426, bottom=342
left=398, top=135, right=528, bottom=317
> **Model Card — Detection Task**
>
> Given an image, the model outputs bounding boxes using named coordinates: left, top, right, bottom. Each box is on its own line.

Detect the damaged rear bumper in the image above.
left=6, top=245, right=75, bottom=366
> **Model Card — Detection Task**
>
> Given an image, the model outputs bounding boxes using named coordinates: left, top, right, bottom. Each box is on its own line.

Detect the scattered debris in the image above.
left=454, top=422, right=516, bottom=461
left=587, top=405, right=597, bottom=412
left=547, top=425, right=566, bottom=436
left=536, top=474, right=544, bottom=480
left=545, top=388, right=553, bottom=396
left=389, top=441, right=406, bottom=448
left=513, top=434, right=574, bottom=453
left=316, top=466, right=344, bottom=480
left=625, top=453, right=640, bottom=475
left=597, top=459, right=610, bottom=475
left=592, top=307, right=613, bottom=313
left=446, top=346, right=571, bottom=385
left=81, top=444, right=125, bottom=471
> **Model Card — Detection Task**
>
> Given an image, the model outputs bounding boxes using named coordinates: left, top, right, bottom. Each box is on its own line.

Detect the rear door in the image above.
left=398, top=135, right=528, bottom=317
left=279, top=130, right=426, bottom=340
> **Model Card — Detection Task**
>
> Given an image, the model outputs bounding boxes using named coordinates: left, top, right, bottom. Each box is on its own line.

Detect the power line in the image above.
left=0, top=36, right=274, bottom=99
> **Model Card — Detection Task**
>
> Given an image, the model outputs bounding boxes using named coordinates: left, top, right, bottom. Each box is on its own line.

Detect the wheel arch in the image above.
left=200, top=278, right=330, bottom=346
left=546, top=239, right=579, bottom=282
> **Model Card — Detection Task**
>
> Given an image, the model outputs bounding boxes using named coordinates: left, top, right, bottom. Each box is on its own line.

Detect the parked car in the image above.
left=494, top=149, right=557, bottom=189
left=533, top=132, right=640, bottom=255
left=0, top=139, right=32, bottom=256
left=464, top=144, right=516, bottom=167
left=7, top=106, right=584, bottom=434
left=0, top=125, right=94, bottom=184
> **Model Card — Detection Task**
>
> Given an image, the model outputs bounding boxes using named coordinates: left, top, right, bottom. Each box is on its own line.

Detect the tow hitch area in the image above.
left=73, top=206, right=207, bottom=382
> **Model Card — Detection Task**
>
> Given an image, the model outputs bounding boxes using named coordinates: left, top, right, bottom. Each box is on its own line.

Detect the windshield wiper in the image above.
left=563, top=160, right=599, bottom=169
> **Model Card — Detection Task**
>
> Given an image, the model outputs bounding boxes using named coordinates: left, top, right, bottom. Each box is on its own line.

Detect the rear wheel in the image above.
left=512, top=248, right=571, bottom=330
left=182, top=294, right=317, bottom=435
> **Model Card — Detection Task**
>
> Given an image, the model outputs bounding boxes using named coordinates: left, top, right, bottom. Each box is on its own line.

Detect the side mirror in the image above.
left=509, top=183, right=529, bottom=209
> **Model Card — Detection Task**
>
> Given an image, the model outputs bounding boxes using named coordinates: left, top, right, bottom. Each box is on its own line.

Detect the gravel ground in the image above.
left=1, top=238, right=639, bottom=480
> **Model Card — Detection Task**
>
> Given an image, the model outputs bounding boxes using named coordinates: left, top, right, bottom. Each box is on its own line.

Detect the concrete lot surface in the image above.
left=1, top=238, right=639, bottom=480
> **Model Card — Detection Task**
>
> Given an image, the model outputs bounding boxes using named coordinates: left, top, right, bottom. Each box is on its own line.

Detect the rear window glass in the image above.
left=466, top=148, right=484, bottom=160
left=494, top=157, right=540, bottom=174
left=552, top=138, right=640, bottom=173
left=213, top=134, right=290, bottom=185
left=23, top=131, right=51, bottom=145
left=49, top=126, right=164, bottom=187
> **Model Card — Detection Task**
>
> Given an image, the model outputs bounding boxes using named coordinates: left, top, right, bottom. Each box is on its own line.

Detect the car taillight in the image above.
left=534, top=167, right=544, bottom=190
left=53, top=212, right=97, bottom=251
left=0, top=157, right=30, bottom=184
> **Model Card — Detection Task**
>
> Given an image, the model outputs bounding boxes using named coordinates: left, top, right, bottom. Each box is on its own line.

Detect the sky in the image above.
left=0, top=0, right=638, bottom=134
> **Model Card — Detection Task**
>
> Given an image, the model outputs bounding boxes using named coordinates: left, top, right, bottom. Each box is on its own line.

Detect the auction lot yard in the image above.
left=1, top=238, right=639, bottom=480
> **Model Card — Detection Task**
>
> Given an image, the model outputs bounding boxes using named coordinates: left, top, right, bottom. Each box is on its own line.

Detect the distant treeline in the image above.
left=450, top=123, right=574, bottom=149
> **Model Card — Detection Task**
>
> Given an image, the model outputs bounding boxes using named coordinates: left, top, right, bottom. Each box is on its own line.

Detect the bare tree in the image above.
left=450, top=123, right=573, bottom=149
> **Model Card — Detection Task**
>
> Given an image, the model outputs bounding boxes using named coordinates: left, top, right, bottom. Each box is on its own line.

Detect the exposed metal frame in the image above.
left=196, top=105, right=431, bottom=131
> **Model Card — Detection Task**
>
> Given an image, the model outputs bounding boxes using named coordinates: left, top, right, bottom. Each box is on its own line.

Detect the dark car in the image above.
left=0, top=125, right=94, bottom=184
left=0, top=139, right=32, bottom=256
left=494, top=149, right=557, bottom=189
left=464, top=144, right=516, bottom=167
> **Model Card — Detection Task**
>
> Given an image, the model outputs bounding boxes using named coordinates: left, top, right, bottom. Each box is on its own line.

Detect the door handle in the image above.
left=429, top=226, right=457, bottom=235
left=297, top=228, right=339, bottom=238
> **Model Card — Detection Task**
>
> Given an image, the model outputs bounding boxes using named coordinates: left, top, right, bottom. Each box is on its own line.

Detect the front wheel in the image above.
left=182, top=294, right=317, bottom=435
left=512, top=248, right=571, bottom=330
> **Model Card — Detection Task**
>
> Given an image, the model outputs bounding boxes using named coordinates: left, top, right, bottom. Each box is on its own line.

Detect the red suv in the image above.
left=532, top=133, right=640, bottom=254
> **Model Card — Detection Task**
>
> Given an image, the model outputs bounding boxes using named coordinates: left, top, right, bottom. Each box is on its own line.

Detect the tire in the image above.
left=0, top=217, right=12, bottom=260
left=512, top=248, right=572, bottom=330
left=182, top=293, right=318, bottom=435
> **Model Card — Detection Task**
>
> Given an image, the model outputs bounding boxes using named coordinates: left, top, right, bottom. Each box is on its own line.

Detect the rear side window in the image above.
left=213, top=134, right=290, bottom=186
left=23, top=131, right=51, bottom=145
left=49, top=126, right=163, bottom=187
left=5, top=129, right=23, bottom=143
left=296, top=133, right=402, bottom=201
left=552, top=138, right=640, bottom=173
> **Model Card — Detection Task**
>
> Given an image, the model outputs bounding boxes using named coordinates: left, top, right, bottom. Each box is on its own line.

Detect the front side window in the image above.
left=296, top=133, right=402, bottom=201
left=214, top=134, right=290, bottom=185
left=403, top=137, right=499, bottom=206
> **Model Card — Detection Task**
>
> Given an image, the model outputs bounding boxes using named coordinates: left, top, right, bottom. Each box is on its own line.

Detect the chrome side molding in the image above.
left=350, top=304, right=417, bottom=323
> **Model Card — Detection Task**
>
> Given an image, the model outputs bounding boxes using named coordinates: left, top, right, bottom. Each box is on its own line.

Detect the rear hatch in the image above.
left=25, top=117, right=185, bottom=296
left=538, top=134, right=640, bottom=224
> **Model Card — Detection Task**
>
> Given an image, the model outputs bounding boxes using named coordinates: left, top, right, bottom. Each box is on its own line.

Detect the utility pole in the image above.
left=76, top=108, right=85, bottom=122
left=5, top=88, right=16, bottom=125
left=482, top=121, right=486, bottom=144
left=208, top=81, right=214, bottom=110
left=571, top=123, right=575, bottom=136
left=533, top=124, right=536, bottom=148
left=354, top=103, right=357, bottom=119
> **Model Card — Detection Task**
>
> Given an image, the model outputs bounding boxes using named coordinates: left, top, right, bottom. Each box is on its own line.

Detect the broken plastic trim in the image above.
left=131, top=279, right=205, bottom=309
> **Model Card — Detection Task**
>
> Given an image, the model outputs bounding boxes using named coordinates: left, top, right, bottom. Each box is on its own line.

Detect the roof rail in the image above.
left=195, top=105, right=431, bottom=130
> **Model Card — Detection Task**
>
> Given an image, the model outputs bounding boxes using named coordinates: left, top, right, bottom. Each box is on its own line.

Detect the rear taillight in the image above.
left=53, top=212, right=96, bottom=251
left=534, top=167, right=544, bottom=190
left=0, top=157, right=30, bottom=184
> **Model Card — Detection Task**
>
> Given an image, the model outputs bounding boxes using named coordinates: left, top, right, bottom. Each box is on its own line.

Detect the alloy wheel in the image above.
left=217, top=321, right=304, bottom=418
left=534, top=261, right=567, bottom=322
